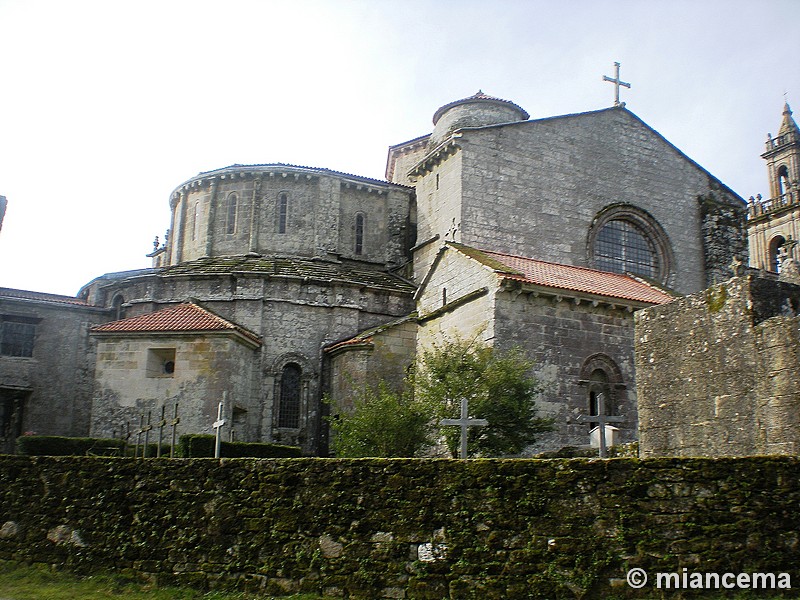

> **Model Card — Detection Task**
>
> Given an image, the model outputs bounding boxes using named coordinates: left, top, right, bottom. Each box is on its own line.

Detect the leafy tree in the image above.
left=415, top=337, right=552, bottom=457
left=328, top=381, right=435, bottom=457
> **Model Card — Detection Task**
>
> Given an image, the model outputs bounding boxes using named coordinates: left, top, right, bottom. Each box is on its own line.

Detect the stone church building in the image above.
left=0, top=91, right=749, bottom=455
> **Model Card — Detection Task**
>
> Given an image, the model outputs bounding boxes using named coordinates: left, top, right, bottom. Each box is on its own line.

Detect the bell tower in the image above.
left=747, top=103, right=800, bottom=272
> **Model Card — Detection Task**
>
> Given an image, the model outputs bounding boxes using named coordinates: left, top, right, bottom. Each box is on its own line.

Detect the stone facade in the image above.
left=0, top=290, right=109, bottom=452
left=393, top=104, right=746, bottom=293
left=1, top=91, right=750, bottom=455
left=636, top=275, right=800, bottom=457
left=91, top=328, right=261, bottom=442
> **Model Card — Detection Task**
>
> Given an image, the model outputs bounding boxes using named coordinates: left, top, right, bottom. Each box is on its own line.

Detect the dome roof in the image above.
left=432, top=91, right=529, bottom=125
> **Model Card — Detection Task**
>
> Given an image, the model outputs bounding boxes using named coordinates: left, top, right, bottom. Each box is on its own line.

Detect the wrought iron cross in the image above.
left=156, top=405, right=167, bottom=458
left=169, top=402, right=180, bottom=458
left=440, top=397, right=488, bottom=459
left=603, top=62, right=631, bottom=106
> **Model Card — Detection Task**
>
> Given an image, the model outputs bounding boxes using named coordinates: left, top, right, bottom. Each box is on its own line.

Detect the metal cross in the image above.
left=440, top=397, right=488, bottom=459
left=156, top=405, right=167, bottom=458
left=169, top=402, right=180, bottom=458
left=575, top=393, right=624, bottom=457
left=603, top=62, right=631, bottom=107
left=213, top=400, right=226, bottom=459
left=142, top=410, right=153, bottom=458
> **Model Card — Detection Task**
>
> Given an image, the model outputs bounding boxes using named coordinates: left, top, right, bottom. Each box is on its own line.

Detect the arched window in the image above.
left=192, top=202, right=200, bottom=241
left=778, top=165, right=790, bottom=197
left=588, top=369, right=612, bottom=429
left=355, top=212, right=365, bottom=255
left=277, top=193, right=289, bottom=234
left=580, top=353, right=625, bottom=432
left=225, top=193, right=238, bottom=235
left=278, top=363, right=301, bottom=428
left=111, top=295, right=125, bottom=320
left=588, top=205, right=673, bottom=284
left=769, top=235, right=786, bottom=273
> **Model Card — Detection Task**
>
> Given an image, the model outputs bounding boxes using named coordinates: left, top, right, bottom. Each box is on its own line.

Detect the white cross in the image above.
left=575, top=393, right=624, bottom=457
left=213, top=400, right=226, bottom=458
left=603, top=62, right=631, bottom=107
left=440, top=397, right=488, bottom=459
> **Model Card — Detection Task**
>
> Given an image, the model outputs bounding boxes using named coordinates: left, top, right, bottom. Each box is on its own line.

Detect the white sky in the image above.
left=0, top=0, right=798, bottom=296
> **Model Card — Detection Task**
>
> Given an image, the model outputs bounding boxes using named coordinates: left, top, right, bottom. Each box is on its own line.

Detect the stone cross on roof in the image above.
left=603, top=62, right=631, bottom=107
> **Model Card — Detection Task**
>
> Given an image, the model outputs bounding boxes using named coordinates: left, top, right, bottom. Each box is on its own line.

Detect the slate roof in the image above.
left=450, top=244, right=675, bottom=305
left=91, top=302, right=261, bottom=345
left=160, top=256, right=417, bottom=294
left=0, top=287, right=89, bottom=306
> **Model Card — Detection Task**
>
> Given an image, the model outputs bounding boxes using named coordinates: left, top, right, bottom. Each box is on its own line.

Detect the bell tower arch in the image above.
left=747, top=103, right=800, bottom=272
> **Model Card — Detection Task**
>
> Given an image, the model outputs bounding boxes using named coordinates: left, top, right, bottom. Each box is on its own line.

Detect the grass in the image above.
left=0, top=562, right=325, bottom=600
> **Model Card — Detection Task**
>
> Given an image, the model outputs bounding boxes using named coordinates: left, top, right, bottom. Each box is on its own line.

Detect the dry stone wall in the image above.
left=1, top=456, right=798, bottom=599
left=636, top=275, right=800, bottom=457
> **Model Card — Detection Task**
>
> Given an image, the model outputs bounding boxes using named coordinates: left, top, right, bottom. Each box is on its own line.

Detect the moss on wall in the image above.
left=0, top=456, right=798, bottom=599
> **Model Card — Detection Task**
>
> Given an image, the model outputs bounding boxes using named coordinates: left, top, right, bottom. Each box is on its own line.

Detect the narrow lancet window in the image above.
left=355, top=213, right=365, bottom=255
left=278, top=363, right=301, bottom=428
left=225, top=193, right=238, bottom=235
left=277, top=193, right=288, bottom=234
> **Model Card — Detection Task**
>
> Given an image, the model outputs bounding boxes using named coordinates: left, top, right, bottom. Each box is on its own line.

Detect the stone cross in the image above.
left=576, top=393, right=624, bottom=458
left=603, top=62, right=631, bottom=107
left=213, top=400, right=226, bottom=459
left=440, top=397, right=488, bottom=459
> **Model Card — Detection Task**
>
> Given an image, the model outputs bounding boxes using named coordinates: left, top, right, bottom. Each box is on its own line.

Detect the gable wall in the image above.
left=457, top=110, right=742, bottom=294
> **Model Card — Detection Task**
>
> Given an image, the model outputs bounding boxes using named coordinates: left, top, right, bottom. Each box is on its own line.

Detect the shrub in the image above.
left=178, top=434, right=302, bottom=458
left=16, top=436, right=125, bottom=456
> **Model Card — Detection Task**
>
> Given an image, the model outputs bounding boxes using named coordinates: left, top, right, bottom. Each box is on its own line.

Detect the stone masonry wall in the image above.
left=0, top=456, right=798, bottom=599
left=494, top=291, right=638, bottom=452
left=636, top=275, right=800, bottom=457
left=0, top=298, right=110, bottom=444
left=90, top=333, right=259, bottom=442
left=458, top=109, right=744, bottom=295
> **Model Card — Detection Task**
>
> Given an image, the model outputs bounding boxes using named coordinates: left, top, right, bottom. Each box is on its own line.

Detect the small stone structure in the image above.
left=635, top=274, right=800, bottom=457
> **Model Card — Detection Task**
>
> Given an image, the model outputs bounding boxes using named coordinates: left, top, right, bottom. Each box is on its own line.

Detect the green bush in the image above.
left=178, top=434, right=302, bottom=458
left=16, top=436, right=125, bottom=456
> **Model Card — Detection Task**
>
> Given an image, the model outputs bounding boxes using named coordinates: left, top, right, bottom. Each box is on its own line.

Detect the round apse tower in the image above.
left=430, top=91, right=530, bottom=147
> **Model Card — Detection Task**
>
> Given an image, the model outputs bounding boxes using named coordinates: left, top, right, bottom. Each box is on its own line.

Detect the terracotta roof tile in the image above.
left=450, top=244, right=675, bottom=305
left=0, top=287, right=89, bottom=306
left=91, top=303, right=261, bottom=345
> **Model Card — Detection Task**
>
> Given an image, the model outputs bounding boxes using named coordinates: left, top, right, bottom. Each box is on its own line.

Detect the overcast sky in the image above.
left=1, top=0, right=798, bottom=296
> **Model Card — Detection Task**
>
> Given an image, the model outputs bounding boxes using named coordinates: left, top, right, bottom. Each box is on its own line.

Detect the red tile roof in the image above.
left=450, top=244, right=675, bottom=305
left=91, top=303, right=261, bottom=345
